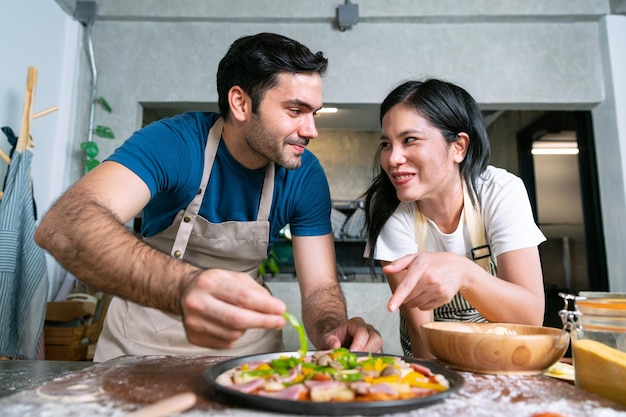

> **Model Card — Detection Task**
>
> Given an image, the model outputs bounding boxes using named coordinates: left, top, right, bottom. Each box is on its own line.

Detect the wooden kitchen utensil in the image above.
left=126, top=391, right=197, bottom=417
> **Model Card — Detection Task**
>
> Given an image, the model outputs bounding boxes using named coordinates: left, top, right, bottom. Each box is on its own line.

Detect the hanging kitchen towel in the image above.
left=342, top=207, right=367, bottom=240
left=0, top=147, right=48, bottom=359
left=2, top=126, right=37, bottom=219
left=331, top=208, right=347, bottom=239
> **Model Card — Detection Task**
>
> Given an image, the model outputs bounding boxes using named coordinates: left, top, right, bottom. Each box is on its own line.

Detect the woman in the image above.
left=364, top=79, right=546, bottom=358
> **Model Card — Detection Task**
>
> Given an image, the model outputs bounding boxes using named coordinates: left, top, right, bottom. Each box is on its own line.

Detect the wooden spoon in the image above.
left=126, top=392, right=197, bottom=417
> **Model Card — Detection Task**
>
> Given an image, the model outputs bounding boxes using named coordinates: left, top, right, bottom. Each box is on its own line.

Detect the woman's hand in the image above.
left=384, top=247, right=545, bottom=326
left=384, top=252, right=475, bottom=312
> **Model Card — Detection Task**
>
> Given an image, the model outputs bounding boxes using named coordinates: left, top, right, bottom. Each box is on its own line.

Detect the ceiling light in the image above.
left=531, top=148, right=579, bottom=155
left=318, top=107, right=338, bottom=114
left=531, top=140, right=579, bottom=155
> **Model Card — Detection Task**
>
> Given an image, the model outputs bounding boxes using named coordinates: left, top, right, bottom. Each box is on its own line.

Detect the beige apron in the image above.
left=399, top=180, right=496, bottom=356
left=94, top=117, right=283, bottom=362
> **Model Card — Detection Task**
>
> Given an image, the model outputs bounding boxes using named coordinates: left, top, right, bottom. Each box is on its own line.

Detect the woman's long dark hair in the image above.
left=364, top=79, right=491, bottom=270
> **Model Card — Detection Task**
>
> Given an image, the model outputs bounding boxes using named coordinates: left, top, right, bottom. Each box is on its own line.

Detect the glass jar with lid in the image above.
left=560, top=292, right=626, bottom=406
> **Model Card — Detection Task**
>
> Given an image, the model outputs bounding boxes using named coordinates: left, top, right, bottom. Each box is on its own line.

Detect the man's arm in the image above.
left=35, top=161, right=286, bottom=348
left=35, top=161, right=198, bottom=313
left=292, top=234, right=382, bottom=352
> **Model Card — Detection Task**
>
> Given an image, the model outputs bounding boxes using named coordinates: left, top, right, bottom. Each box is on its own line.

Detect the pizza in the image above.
left=215, top=348, right=451, bottom=402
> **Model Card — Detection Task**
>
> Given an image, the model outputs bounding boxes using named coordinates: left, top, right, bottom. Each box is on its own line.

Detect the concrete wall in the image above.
left=593, top=15, right=626, bottom=292
left=75, top=1, right=607, bottom=168
left=309, top=130, right=380, bottom=201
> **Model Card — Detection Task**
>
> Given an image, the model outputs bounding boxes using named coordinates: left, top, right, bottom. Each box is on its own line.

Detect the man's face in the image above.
left=245, top=72, right=323, bottom=170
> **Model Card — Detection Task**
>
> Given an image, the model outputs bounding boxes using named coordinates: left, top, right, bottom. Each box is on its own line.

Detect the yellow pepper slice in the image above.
left=255, top=362, right=273, bottom=371
left=401, top=372, right=447, bottom=391
left=364, top=375, right=401, bottom=385
left=362, top=357, right=388, bottom=373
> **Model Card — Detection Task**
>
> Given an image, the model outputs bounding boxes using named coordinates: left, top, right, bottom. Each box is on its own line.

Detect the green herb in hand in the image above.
left=282, top=311, right=308, bottom=357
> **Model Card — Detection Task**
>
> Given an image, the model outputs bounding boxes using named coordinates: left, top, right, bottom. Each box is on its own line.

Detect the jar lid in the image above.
left=576, top=293, right=626, bottom=318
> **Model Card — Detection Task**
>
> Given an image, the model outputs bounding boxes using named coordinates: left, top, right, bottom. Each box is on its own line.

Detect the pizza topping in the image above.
left=283, top=312, right=308, bottom=357
left=217, top=348, right=451, bottom=402
left=227, top=378, right=265, bottom=394
left=409, top=362, right=434, bottom=377
left=258, top=384, right=307, bottom=400
left=380, top=365, right=401, bottom=377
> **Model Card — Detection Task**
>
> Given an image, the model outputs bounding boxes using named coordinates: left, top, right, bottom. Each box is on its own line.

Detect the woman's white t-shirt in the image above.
left=373, top=166, right=546, bottom=263
left=372, top=166, right=545, bottom=356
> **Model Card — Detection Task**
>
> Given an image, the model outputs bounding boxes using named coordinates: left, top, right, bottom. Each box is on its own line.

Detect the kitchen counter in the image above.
left=1, top=355, right=625, bottom=417
left=0, top=360, right=93, bottom=398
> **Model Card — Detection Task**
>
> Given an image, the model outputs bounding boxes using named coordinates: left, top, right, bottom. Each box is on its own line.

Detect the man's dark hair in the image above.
left=217, top=32, right=329, bottom=119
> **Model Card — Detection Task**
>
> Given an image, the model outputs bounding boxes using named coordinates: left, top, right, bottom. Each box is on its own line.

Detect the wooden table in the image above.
left=1, top=355, right=624, bottom=417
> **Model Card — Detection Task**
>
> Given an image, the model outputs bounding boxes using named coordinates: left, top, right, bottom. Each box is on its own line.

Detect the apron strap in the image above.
left=413, top=180, right=496, bottom=275
left=169, top=117, right=275, bottom=260
left=400, top=181, right=495, bottom=356
left=257, top=162, right=274, bottom=221
left=170, top=117, right=223, bottom=259
left=461, top=181, right=496, bottom=275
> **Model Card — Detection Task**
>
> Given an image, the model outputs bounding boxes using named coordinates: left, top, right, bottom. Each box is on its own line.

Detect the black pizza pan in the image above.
left=203, top=351, right=464, bottom=416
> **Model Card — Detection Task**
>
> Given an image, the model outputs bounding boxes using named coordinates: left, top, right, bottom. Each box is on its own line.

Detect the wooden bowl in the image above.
left=419, top=322, right=569, bottom=375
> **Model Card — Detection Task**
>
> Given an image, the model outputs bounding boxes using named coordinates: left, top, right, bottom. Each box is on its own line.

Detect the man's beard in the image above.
left=246, top=114, right=308, bottom=170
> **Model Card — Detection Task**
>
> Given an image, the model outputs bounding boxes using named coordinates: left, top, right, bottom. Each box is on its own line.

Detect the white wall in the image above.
left=0, top=0, right=80, bottom=299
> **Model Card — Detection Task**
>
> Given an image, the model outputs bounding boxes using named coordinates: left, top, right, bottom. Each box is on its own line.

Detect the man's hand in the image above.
left=320, top=317, right=383, bottom=353
left=181, top=269, right=287, bottom=349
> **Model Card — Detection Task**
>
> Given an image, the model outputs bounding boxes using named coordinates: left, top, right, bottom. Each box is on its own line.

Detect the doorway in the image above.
left=517, top=111, right=608, bottom=327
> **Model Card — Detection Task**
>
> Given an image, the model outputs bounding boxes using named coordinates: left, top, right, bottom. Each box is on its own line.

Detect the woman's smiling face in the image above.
left=379, top=104, right=465, bottom=203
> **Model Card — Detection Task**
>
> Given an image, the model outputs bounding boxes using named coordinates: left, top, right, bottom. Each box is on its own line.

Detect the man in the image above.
left=35, top=32, right=382, bottom=361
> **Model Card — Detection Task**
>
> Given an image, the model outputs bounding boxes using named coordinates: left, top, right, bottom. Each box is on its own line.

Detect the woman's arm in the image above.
left=461, top=246, right=545, bottom=324
left=385, top=247, right=545, bottom=325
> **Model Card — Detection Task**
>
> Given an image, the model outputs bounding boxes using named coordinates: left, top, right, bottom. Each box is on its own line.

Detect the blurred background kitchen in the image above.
left=1, top=0, right=625, bottom=355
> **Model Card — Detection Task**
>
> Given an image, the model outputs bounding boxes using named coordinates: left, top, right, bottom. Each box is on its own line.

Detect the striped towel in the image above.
left=0, top=149, right=48, bottom=359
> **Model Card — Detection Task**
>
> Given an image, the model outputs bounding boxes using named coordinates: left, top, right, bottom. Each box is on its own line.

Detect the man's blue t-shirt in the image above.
left=106, top=112, right=332, bottom=250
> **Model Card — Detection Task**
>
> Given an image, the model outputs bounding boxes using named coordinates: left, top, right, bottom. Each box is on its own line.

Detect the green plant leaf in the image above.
left=94, top=125, right=115, bottom=139
left=80, top=141, right=99, bottom=158
left=85, top=158, right=100, bottom=172
left=267, top=256, right=280, bottom=275
left=97, top=96, right=113, bottom=113
left=259, top=250, right=281, bottom=277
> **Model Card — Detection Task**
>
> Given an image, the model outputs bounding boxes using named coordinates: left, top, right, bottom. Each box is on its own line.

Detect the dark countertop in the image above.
left=1, top=355, right=625, bottom=417
left=0, top=360, right=93, bottom=398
